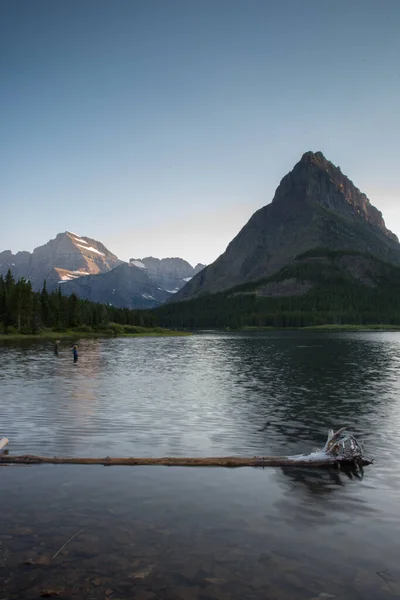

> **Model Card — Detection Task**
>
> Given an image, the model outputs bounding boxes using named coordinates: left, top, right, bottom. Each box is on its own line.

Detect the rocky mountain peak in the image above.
left=273, top=151, right=398, bottom=243
left=127, top=256, right=206, bottom=294
left=0, top=231, right=121, bottom=291
left=172, top=151, right=400, bottom=302
left=194, top=263, right=206, bottom=274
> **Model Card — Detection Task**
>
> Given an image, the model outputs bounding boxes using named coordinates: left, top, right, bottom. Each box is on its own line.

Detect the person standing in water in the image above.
left=54, top=340, right=60, bottom=355
left=73, top=345, right=78, bottom=363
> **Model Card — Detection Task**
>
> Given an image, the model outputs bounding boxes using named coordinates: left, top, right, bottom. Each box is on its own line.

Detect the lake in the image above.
left=1, top=332, right=400, bottom=599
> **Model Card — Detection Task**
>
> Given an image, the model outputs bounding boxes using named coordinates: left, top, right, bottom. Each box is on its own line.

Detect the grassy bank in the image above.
left=302, top=323, right=400, bottom=331
left=0, top=326, right=191, bottom=341
left=239, top=324, right=400, bottom=332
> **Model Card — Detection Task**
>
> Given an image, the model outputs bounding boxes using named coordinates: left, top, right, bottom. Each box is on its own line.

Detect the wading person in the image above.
left=73, top=344, right=78, bottom=363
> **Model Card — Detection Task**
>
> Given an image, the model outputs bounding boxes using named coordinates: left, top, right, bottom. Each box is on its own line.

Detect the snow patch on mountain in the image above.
left=76, top=244, right=105, bottom=256
left=130, top=260, right=146, bottom=269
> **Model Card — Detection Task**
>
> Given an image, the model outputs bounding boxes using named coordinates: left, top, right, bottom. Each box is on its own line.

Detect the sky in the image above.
left=2, top=0, right=400, bottom=266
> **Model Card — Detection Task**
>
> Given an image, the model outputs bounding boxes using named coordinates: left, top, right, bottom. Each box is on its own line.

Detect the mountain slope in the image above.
left=60, top=262, right=171, bottom=309
left=174, top=151, right=400, bottom=301
left=155, top=249, right=400, bottom=328
left=129, top=256, right=206, bottom=293
left=0, top=231, right=121, bottom=291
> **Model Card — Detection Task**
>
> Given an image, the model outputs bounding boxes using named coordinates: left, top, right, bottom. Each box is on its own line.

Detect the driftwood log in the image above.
left=0, top=428, right=372, bottom=468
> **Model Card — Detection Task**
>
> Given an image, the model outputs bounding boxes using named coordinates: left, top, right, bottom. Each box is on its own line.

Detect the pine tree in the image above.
left=4, top=269, right=15, bottom=290
left=67, top=293, right=78, bottom=328
left=4, top=269, right=16, bottom=327
left=40, top=280, right=50, bottom=327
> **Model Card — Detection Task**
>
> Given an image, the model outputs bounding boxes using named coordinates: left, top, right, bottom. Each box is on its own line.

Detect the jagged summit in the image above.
left=0, top=231, right=121, bottom=291
left=272, top=151, right=397, bottom=242
left=127, top=256, right=206, bottom=293
left=173, top=151, right=400, bottom=301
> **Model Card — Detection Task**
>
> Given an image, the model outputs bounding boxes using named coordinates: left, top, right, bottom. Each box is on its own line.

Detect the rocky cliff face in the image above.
left=60, top=262, right=171, bottom=309
left=174, top=151, right=400, bottom=301
left=129, top=256, right=206, bottom=294
left=0, top=232, right=121, bottom=291
left=276, top=151, right=398, bottom=241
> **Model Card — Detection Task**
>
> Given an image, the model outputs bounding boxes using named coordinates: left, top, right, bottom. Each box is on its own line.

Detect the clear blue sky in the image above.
left=2, top=0, right=400, bottom=265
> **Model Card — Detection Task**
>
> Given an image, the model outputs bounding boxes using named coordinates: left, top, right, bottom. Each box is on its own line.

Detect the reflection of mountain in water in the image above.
left=212, top=332, right=399, bottom=457
left=51, top=339, right=110, bottom=454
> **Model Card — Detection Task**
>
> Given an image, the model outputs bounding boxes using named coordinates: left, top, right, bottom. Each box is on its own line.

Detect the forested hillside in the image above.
left=0, top=269, right=156, bottom=335
left=154, top=250, right=400, bottom=329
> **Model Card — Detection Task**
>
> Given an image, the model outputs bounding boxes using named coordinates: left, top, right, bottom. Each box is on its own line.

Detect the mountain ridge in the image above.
left=59, top=262, right=172, bottom=309
left=0, top=230, right=206, bottom=309
left=129, top=256, right=206, bottom=293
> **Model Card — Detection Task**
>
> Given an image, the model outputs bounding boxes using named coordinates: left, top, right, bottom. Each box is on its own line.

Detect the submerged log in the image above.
left=0, top=428, right=372, bottom=468
left=0, top=427, right=372, bottom=468
left=0, top=438, right=9, bottom=452
left=0, top=454, right=372, bottom=468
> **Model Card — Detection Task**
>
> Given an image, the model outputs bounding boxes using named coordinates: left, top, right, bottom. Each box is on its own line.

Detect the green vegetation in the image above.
left=302, top=324, right=400, bottom=331
left=154, top=250, right=400, bottom=329
left=0, top=270, right=185, bottom=338
left=0, top=326, right=189, bottom=340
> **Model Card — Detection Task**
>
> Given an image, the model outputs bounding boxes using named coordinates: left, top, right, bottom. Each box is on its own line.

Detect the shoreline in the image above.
left=235, top=324, right=400, bottom=332
left=2, top=324, right=400, bottom=341
left=0, top=329, right=191, bottom=341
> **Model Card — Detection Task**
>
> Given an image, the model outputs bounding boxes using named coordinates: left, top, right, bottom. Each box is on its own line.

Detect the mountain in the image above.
left=155, top=249, right=400, bottom=329
left=59, top=262, right=171, bottom=309
left=61, top=257, right=207, bottom=309
left=0, top=231, right=121, bottom=291
left=129, top=257, right=206, bottom=293
left=0, top=231, right=206, bottom=308
left=173, top=151, right=400, bottom=301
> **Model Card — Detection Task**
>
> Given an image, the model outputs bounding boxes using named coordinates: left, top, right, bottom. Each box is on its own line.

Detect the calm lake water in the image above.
left=1, top=331, right=400, bottom=599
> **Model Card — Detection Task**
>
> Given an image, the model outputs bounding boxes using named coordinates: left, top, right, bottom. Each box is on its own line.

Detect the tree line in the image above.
left=0, top=270, right=156, bottom=334
left=154, top=252, right=400, bottom=329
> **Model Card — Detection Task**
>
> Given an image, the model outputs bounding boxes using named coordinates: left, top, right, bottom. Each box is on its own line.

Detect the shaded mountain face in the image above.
left=60, top=262, right=171, bottom=309
left=155, top=249, right=400, bottom=329
left=61, top=257, right=207, bottom=309
left=174, top=151, right=400, bottom=301
left=0, top=232, right=121, bottom=291
left=129, top=256, right=206, bottom=294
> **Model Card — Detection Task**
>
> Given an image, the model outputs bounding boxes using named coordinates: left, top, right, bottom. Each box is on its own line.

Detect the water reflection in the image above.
left=1, top=332, right=400, bottom=461
left=211, top=332, right=400, bottom=457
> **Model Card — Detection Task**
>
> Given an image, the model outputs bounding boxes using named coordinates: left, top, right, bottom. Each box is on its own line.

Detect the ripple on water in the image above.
left=2, top=332, right=400, bottom=598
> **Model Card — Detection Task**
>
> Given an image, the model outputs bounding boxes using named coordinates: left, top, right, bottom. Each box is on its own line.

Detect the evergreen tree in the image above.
left=67, top=293, right=78, bottom=328
left=40, top=280, right=50, bottom=326
left=5, top=269, right=15, bottom=290
left=4, top=269, right=16, bottom=327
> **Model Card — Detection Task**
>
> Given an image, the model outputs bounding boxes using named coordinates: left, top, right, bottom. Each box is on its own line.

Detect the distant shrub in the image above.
left=123, top=325, right=140, bottom=334
left=4, top=326, right=18, bottom=334
left=74, top=324, right=93, bottom=333
left=19, top=324, right=33, bottom=335
left=107, top=322, right=124, bottom=335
